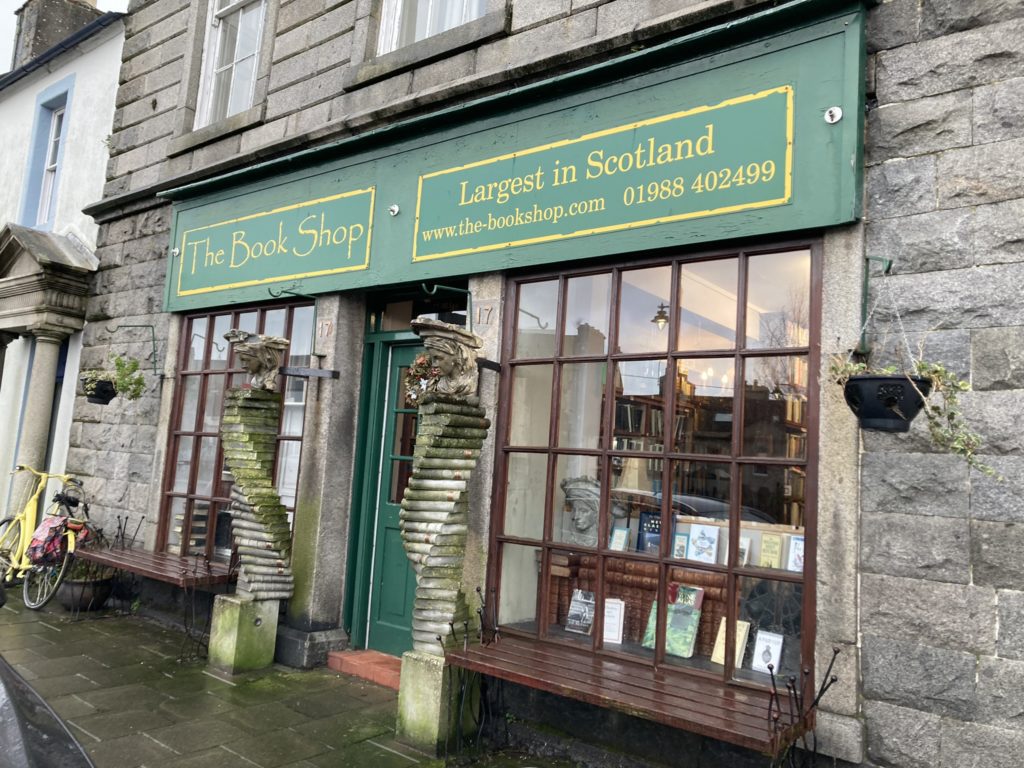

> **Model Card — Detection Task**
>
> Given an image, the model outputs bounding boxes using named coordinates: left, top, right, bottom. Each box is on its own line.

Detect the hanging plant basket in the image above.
left=842, top=374, right=932, bottom=433
left=84, top=379, right=117, bottom=405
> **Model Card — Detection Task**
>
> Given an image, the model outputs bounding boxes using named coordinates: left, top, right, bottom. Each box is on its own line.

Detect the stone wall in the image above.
left=73, top=0, right=1024, bottom=764
left=858, top=2, right=1024, bottom=766
left=69, top=199, right=174, bottom=549
left=103, top=0, right=775, bottom=201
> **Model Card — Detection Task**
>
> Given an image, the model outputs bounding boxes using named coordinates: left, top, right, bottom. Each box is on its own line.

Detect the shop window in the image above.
left=159, top=302, right=313, bottom=562
left=495, top=245, right=816, bottom=693
left=195, top=0, right=268, bottom=128
left=377, top=0, right=485, bottom=55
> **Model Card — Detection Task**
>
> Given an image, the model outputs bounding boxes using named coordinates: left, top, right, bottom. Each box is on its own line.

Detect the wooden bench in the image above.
left=445, top=635, right=808, bottom=755
left=74, top=547, right=234, bottom=589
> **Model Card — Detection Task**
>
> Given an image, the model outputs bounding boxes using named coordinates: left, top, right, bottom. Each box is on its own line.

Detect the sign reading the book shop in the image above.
left=165, top=10, right=862, bottom=310
left=413, top=87, right=792, bottom=262
left=172, top=188, right=375, bottom=300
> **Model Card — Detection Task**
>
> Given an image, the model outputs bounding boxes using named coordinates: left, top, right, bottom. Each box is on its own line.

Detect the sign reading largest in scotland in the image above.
left=174, top=188, right=374, bottom=300
left=166, top=8, right=864, bottom=311
left=414, top=87, right=792, bottom=262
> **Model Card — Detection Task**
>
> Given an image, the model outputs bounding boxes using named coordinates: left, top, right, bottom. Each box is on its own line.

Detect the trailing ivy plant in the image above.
left=81, top=353, right=147, bottom=401
left=830, top=355, right=998, bottom=478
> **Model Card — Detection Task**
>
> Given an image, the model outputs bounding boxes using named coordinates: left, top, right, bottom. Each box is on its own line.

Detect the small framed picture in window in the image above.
left=609, top=526, right=629, bottom=551
left=671, top=532, right=689, bottom=559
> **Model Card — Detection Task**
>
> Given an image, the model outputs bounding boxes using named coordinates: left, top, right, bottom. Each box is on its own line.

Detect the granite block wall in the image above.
left=70, top=0, right=1024, bottom=765
left=860, top=1, right=1024, bottom=766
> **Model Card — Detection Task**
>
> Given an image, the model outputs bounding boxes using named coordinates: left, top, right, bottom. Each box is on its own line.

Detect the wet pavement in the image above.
left=0, top=591, right=573, bottom=768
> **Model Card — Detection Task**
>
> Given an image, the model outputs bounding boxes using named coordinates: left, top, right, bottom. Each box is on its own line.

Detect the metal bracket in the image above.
left=104, top=323, right=161, bottom=377
left=279, top=366, right=340, bottom=380
left=421, top=283, right=474, bottom=333
left=268, top=281, right=320, bottom=351
left=858, top=256, right=894, bottom=356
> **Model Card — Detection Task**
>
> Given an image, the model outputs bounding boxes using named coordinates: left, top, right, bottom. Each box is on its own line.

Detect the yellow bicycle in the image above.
left=0, top=465, right=92, bottom=609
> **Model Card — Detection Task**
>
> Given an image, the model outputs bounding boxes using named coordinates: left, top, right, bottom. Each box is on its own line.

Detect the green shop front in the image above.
left=161, top=3, right=864, bottom=755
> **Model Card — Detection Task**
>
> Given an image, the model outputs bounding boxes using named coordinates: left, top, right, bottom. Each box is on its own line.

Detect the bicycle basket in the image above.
left=27, top=518, right=67, bottom=566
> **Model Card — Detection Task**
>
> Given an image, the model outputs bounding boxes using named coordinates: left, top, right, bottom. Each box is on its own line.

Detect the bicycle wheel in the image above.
left=23, top=541, right=72, bottom=610
left=0, top=518, right=23, bottom=580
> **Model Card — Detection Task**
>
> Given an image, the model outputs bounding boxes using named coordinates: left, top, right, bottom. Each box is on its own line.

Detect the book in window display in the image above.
left=565, top=589, right=596, bottom=635
left=751, top=629, right=784, bottom=674
left=642, top=584, right=704, bottom=658
left=671, top=532, right=689, bottom=559
left=603, top=597, right=626, bottom=644
left=608, top=526, right=629, bottom=551
left=759, top=533, right=783, bottom=569
left=637, top=510, right=661, bottom=553
left=738, top=536, right=752, bottom=566
left=786, top=535, right=805, bottom=572
left=710, top=617, right=751, bottom=666
left=687, top=524, right=720, bottom=564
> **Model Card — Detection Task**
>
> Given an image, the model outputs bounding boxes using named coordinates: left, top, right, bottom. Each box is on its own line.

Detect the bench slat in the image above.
left=446, top=635, right=802, bottom=754
left=75, top=547, right=233, bottom=588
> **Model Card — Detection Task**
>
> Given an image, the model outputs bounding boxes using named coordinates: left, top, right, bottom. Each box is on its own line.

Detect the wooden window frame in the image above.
left=157, top=300, right=313, bottom=561
left=489, top=239, right=821, bottom=696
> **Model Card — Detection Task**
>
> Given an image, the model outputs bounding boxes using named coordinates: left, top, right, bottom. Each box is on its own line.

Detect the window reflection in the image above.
left=499, top=543, right=541, bottom=634
left=678, top=259, right=738, bottom=351
left=516, top=280, right=558, bottom=358
left=746, top=250, right=810, bottom=350
left=557, top=362, right=606, bottom=450
left=742, top=356, right=808, bottom=459
left=618, top=267, right=671, bottom=354
left=739, top=465, right=805, bottom=574
left=210, top=315, right=231, bottom=369
left=504, top=453, right=547, bottom=540
left=187, top=319, right=207, bottom=371
left=509, top=365, right=553, bottom=446
left=613, top=360, right=666, bottom=453
left=562, top=274, right=610, bottom=356
left=673, top=358, right=734, bottom=454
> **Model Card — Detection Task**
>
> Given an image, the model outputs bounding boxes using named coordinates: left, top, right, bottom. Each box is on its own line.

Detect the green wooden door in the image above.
left=366, top=343, right=421, bottom=655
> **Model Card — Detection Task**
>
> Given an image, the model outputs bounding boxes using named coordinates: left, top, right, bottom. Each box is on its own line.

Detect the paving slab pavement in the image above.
left=0, top=592, right=447, bottom=768
left=0, top=590, right=584, bottom=767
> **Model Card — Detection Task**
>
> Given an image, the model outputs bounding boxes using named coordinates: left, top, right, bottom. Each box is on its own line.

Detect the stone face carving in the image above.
left=561, top=476, right=601, bottom=547
left=410, top=317, right=481, bottom=398
left=560, top=475, right=629, bottom=547
left=220, top=330, right=294, bottom=601
left=223, top=329, right=289, bottom=392
left=399, top=318, right=489, bottom=655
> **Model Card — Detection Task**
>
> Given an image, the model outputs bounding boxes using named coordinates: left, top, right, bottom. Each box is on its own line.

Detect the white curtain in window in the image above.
left=199, top=0, right=266, bottom=127
left=378, top=0, right=485, bottom=55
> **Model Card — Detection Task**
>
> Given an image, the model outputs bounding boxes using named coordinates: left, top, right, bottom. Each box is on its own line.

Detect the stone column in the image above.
left=10, top=332, right=64, bottom=504
left=0, top=332, right=16, bottom=389
left=208, top=331, right=293, bottom=675
left=396, top=319, right=490, bottom=753
left=279, top=294, right=362, bottom=668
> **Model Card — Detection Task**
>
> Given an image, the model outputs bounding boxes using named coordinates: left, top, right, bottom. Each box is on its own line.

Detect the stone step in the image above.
left=327, top=650, right=401, bottom=691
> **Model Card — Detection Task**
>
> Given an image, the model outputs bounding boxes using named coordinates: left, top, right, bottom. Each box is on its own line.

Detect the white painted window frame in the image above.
left=195, top=0, right=268, bottom=129
left=36, top=107, right=65, bottom=226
